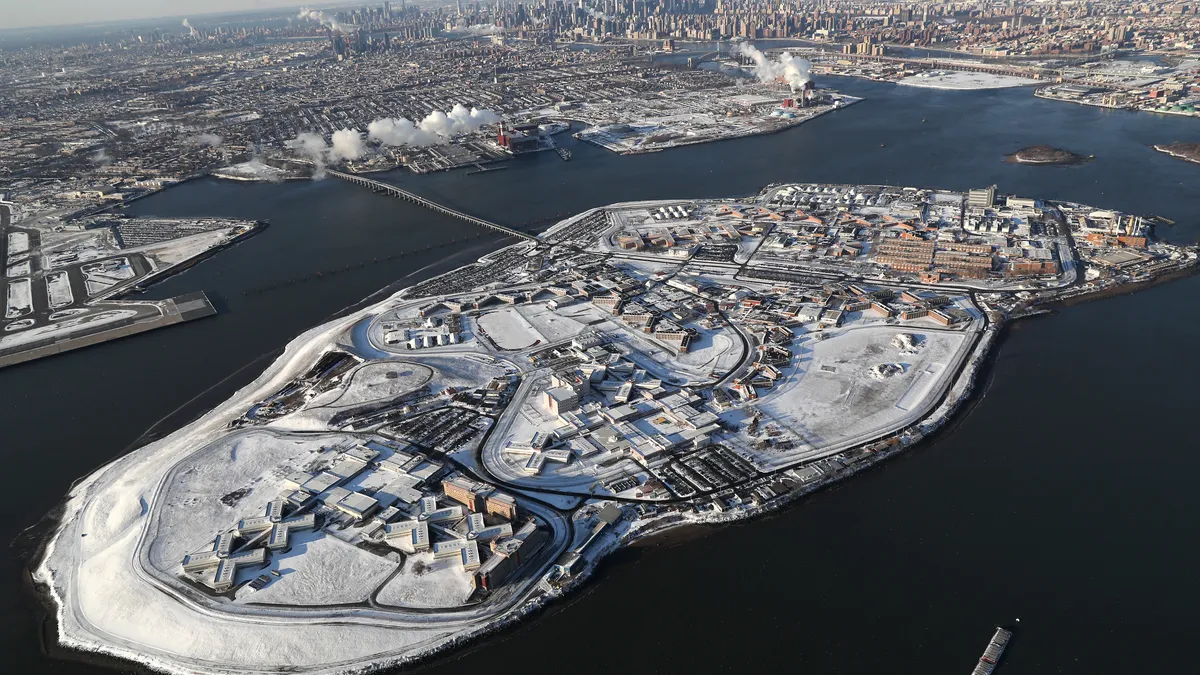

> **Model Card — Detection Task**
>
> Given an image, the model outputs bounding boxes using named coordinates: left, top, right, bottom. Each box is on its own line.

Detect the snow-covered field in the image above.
left=7, top=231, right=29, bottom=256
left=6, top=259, right=31, bottom=277
left=237, top=530, right=398, bottom=606
left=324, top=361, right=434, bottom=408
left=46, top=270, right=73, bottom=309
left=147, top=430, right=354, bottom=570
left=375, top=552, right=475, bottom=608
left=477, top=307, right=545, bottom=350
left=213, top=160, right=291, bottom=182
left=516, top=303, right=588, bottom=344
left=751, top=325, right=973, bottom=468
left=896, top=71, right=1038, bottom=90
left=5, top=277, right=33, bottom=318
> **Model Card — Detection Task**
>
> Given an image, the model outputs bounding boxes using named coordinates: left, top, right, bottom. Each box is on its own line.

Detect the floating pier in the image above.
left=970, top=627, right=1013, bottom=675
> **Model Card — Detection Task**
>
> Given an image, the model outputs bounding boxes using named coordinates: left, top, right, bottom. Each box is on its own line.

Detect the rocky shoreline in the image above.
left=1153, top=143, right=1200, bottom=165
left=1004, top=145, right=1093, bottom=166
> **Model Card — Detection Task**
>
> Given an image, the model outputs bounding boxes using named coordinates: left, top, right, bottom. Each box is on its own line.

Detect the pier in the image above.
left=326, top=169, right=538, bottom=242
left=971, top=627, right=1013, bottom=675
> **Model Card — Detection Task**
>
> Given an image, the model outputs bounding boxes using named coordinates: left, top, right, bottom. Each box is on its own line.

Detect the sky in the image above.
left=4, top=1, right=316, bottom=31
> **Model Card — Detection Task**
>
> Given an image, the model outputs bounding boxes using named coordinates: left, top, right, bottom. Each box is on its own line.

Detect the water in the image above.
left=6, top=77, right=1200, bottom=674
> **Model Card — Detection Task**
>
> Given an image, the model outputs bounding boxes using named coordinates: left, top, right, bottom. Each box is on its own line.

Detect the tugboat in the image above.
left=557, top=147, right=572, bottom=161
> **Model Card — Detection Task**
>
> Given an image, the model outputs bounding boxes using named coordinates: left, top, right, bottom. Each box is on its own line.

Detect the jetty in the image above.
left=971, top=626, right=1013, bottom=675
left=326, top=169, right=538, bottom=242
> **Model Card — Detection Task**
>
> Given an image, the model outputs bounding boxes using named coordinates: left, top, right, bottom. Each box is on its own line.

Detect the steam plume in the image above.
left=298, top=8, right=351, bottom=33
left=187, top=133, right=222, bottom=147
left=731, top=43, right=811, bottom=91
left=367, top=105, right=502, bottom=148
left=182, top=19, right=199, bottom=37
left=285, top=129, right=367, bottom=177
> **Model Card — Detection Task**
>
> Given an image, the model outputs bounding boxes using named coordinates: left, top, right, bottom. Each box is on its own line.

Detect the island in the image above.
left=1153, top=142, right=1200, bottom=165
left=1004, top=145, right=1093, bottom=165
left=32, top=181, right=1196, bottom=675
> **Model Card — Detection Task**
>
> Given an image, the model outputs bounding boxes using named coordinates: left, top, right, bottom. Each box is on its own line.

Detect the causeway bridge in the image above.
left=326, top=169, right=539, bottom=242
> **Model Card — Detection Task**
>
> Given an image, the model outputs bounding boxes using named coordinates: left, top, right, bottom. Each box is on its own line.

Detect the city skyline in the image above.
left=2, top=0, right=321, bottom=31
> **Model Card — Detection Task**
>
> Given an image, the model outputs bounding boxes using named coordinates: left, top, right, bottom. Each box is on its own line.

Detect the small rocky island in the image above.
left=1005, top=145, right=1093, bottom=165
left=1153, top=142, right=1200, bottom=165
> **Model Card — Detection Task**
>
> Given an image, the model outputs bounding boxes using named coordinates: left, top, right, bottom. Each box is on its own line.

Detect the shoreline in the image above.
left=1152, top=144, right=1200, bottom=165
left=26, top=182, right=1193, bottom=675
left=26, top=283, right=997, bottom=675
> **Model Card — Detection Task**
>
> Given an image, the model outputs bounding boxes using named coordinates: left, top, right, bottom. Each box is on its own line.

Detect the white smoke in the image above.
left=182, top=18, right=199, bottom=37
left=187, top=133, right=222, bottom=147
left=731, top=43, right=811, bottom=91
left=420, top=104, right=502, bottom=137
left=298, top=8, right=351, bottom=33
left=90, top=148, right=112, bottom=167
left=367, top=118, right=441, bottom=147
left=461, top=23, right=502, bottom=36
left=286, top=129, right=366, bottom=177
left=329, top=128, right=365, bottom=161
left=585, top=9, right=610, bottom=20
left=367, top=105, right=502, bottom=148
left=286, top=132, right=331, bottom=178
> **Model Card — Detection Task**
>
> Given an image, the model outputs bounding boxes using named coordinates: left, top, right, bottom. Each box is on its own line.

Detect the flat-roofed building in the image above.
left=334, top=492, right=380, bottom=521
left=475, top=522, right=548, bottom=590
left=544, top=387, right=580, bottom=416
left=302, top=471, right=344, bottom=494
left=433, top=539, right=481, bottom=571
left=485, top=491, right=519, bottom=520
left=212, top=548, right=266, bottom=592
left=384, top=520, right=430, bottom=553
left=443, top=476, right=491, bottom=512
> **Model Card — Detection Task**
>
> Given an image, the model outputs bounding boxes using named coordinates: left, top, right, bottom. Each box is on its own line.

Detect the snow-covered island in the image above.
left=33, top=182, right=1197, bottom=674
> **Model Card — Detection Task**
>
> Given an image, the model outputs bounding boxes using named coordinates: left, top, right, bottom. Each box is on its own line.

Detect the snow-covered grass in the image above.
left=147, top=430, right=353, bottom=571
left=516, top=303, right=587, bottom=344
left=6, top=231, right=29, bottom=255
left=323, top=361, right=435, bottom=408
left=477, top=307, right=545, bottom=350
left=374, top=552, right=475, bottom=609
left=750, top=325, right=972, bottom=468
left=237, top=529, right=398, bottom=606
left=5, top=277, right=32, bottom=318
left=46, top=270, right=73, bottom=309
left=6, top=259, right=31, bottom=277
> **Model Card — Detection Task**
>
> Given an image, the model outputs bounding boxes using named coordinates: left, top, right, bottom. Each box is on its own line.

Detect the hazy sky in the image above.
left=6, top=1, right=314, bottom=31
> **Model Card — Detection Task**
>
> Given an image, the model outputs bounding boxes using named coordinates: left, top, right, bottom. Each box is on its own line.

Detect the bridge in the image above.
left=326, top=169, right=539, bottom=242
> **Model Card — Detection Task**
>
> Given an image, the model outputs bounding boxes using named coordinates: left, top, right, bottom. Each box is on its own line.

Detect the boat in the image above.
left=971, top=626, right=1014, bottom=675
left=557, top=147, right=572, bottom=161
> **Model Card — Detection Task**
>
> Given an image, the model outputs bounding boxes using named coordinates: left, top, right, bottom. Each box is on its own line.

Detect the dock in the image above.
left=465, top=163, right=508, bottom=176
left=970, top=627, right=1013, bottom=675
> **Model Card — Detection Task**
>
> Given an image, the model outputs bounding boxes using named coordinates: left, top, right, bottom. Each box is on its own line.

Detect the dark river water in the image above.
left=6, top=76, right=1200, bottom=674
